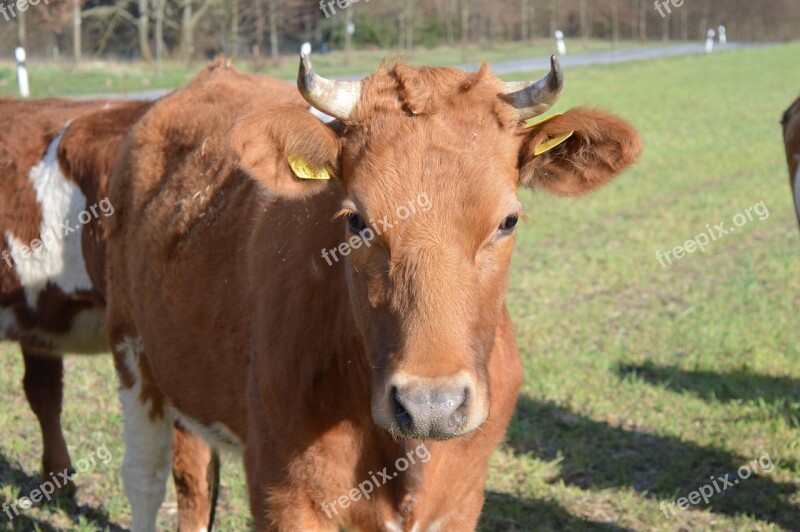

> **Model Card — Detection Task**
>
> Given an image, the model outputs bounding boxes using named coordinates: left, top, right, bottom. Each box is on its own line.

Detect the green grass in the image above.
left=1, top=43, right=799, bottom=530
left=0, top=39, right=661, bottom=98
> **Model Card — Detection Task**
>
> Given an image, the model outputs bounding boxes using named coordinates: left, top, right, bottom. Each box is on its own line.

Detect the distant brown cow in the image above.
left=0, top=99, right=215, bottom=530
left=782, top=96, right=800, bottom=227
left=105, top=56, right=642, bottom=531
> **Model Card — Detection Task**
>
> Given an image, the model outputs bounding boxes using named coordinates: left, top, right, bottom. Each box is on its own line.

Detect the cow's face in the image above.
left=233, top=56, right=642, bottom=440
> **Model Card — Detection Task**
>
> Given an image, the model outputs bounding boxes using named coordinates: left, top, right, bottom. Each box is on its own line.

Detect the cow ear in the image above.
left=518, top=108, right=642, bottom=196
left=231, top=106, right=340, bottom=199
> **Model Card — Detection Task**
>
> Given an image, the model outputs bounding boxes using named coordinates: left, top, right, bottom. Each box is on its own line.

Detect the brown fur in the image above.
left=782, top=96, right=800, bottom=227
left=107, top=59, right=642, bottom=530
left=0, top=99, right=215, bottom=528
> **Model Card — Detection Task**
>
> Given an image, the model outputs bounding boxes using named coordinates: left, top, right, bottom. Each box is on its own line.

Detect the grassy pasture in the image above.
left=1, top=43, right=799, bottom=531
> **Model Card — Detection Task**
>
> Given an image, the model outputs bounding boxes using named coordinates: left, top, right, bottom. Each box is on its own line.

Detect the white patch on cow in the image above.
left=116, top=336, right=173, bottom=532
left=2, top=307, right=106, bottom=354
left=173, top=411, right=243, bottom=454
left=385, top=519, right=404, bottom=532
left=307, top=106, right=336, bottom=124
left=426, top=513, right=451, bottom=531
left=4, top=127, right=93, bottom=307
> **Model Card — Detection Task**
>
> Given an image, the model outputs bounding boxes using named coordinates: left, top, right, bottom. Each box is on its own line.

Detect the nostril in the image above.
left=446, top=388, right=469, bottom=428
left=391, top=387, right=413, bottom=430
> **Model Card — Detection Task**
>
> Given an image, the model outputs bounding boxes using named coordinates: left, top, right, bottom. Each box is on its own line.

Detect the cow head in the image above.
left=232, top=55, right=642, bottom=440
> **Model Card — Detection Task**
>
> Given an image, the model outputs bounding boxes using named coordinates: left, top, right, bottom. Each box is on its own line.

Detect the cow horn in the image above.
left=297, top=53, right=362, bottom=121
left=502, top=55, right=564, bottom=120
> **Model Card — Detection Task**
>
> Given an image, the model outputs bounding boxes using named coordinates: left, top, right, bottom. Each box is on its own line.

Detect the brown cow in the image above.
left=782, top=96, right=800, bottom=227
left=0, top=99, right=216, bottom=530
left=105, top=56, right=642, bottom=531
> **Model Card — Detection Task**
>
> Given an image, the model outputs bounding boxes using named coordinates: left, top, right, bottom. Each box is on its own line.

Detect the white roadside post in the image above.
left=14, top=47, right=30, bottom=98
left=705, top=29, right=716, bottom=54
left=718, top=26, right=727, bottom=45
left=555, top=30, right=566, bottom=56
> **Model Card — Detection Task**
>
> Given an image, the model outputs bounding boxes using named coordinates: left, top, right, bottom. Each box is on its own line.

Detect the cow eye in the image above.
left=499, top=214, right=518, bottom=232
left=347, top=213, right=368, bottom=233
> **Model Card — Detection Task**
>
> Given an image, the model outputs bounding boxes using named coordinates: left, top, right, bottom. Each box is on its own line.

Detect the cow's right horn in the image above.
left=297, top=53, right=362, bottom=121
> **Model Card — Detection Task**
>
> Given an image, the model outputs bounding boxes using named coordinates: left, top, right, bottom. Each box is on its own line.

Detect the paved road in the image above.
left=462, top=42, right=767, bottom=75
left=85, top=42, right=771, bottom=100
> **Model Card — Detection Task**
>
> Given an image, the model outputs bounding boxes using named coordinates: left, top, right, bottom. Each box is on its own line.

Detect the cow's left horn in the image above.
left=298, top=53, right=362, bottom=121
left=502, top=55, right=564, bottom=120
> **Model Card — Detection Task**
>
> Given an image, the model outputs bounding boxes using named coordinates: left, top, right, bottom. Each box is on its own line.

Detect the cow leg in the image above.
left=115, top=337, right=173, bottom=532
left=172, top=422, right=220, bottom=532
left=21, top=347, right=74, bottom=492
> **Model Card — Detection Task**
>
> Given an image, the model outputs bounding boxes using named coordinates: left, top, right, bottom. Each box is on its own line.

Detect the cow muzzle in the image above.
left=373, top=372, right=487, bottom=440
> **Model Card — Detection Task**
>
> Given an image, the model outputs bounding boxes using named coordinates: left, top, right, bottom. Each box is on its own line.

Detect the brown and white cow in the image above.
left=0, top=99, right=216, bottom=530
left=104, top=56, right=642, bottom=531
left=782, top=96, right=800, bottom=227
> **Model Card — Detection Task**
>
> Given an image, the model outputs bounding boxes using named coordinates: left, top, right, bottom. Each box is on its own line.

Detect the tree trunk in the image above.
left=681, top=7, right=688, bottom=40
left=579, top=0, right=589, bottom=49
left=155, top=0, right=165, bottom=76
left=268, top=0, right=278, bottom=59
left=17, top=7, right=25, bottom=47
left=639, top=0, right=647, bottom=41
left=180, top=0, right=193, bottom=60
left=520, top=0, right=528, bottom=42
left=344, top=6, right=352, bottom=64
left=661, top=9, right=670, bottom=40
left=231, top=0, right=239, bottom=60
left=549, top=0, right=557, bottom=37
left=138, top=0, right=152, bottom=62
left=255, top=0, right=265, bottom=55
left=73, top=0, right=81, bottom=63
left=611, top=2, right=619, bottom=44
left=405, top=0, right=415, bottom=53
left=446, top=0, right=455, bottom=46
left=460, top=0, right=469, bottom=62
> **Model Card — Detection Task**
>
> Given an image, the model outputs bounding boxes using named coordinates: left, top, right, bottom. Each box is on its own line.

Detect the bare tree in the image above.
left=155, top=0, right=166, bottom=75
left=611, top=1, right=620, bottom=44
left=579, top=0, right=589, bottom=48
left=231, top=0, right=239, bottom=60
left=460, top=0, right=470, bottom=61
left=17, top=6, right=26, bottom=47
left=73, top=0, right=81, bottom=62
left=180, top=0, right=214, bottom=60
left=268, top=0, right=278, bottom=59
left=344, top=5, right=352, bottom=63
left=138, top=0, right=152, bottom=61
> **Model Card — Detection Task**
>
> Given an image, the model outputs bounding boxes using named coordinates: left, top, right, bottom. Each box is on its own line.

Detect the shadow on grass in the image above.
left=0, top=454, right=124, bottom=531
left=508, top=395, right=799, bottom=529
left=479, top=490, right=631, bottom=531
left=617, top=362, right=800, bottom=427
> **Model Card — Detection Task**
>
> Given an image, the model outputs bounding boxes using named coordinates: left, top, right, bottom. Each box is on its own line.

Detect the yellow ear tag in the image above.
left=288, top=155, right=331, bottom=180
left=534, top=131, right=574, bottom=156
left=524, top=112, right=563, bottom=129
